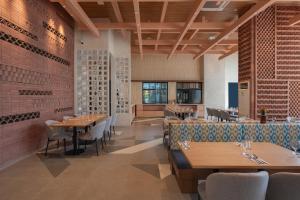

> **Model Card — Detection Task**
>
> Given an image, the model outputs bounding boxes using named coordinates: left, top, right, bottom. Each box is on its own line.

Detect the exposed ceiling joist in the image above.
left=111, top=0, right=126, bottom=37
left=51, top=0, right=258, bottom=2
left=181, top=29, right=199, bottom=51
left=56, top=0, right=99, bottom=37
left=133, top=0, right=143, bottom=58
left=155, top=1, right=168, bottom=50
left=168, top=0, right=207, bottom=59
left=132, top=48, right=226, bottom=55
left=289, top=15, right=300, bottom=26
left=91, top=22, right=230, bottom=31
left=136, top=39, right=237, bottom=46
left=219, top=45, right=238, bottom=60
left=193, top=0, right=275, bottom=60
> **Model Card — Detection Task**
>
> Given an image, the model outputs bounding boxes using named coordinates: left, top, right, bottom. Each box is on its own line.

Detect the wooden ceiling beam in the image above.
left=219, top=45, right=238, bottom=60
left=111, top=0, right=126, bottom=37
left=132, top=48, right=226, bottom=55
left=168, top=0, right=206, bottom=59
left=135, top=39, right=237, bottom=45
left=193, top=0, right=275, bottom=60
left=155, top=1, right=168, bottom=51
left=133, top=0, right=143, bottom=58
left=289, top=14, right=300, bottom=26
left=51, top=0, right=258, bottom=2
left=92, top=22, right=229, bottom=31
left=181, top=29, right=199, bottom=51
left=56, top=0, right=99, bottom=37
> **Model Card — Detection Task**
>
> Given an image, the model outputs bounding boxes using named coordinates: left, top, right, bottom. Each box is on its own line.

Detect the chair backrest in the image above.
left=89, top=120, right=106, bottom=140
left=111, top=114, right=118, bottom=126
left=206, top=108, right=212, bottom=116
left=266, top=172, right=300, bottom=200
left=220, top=110, right=230, bottom=121
left=63, top=116, right=73, bottom=120
left=104, top=116, right=112, bottom=132
left=45, top=120, right=60, bottom=137
left=205, top=171, right=269, bottom=200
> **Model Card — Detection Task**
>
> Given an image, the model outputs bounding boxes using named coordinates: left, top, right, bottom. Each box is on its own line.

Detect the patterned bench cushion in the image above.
left=169, top=123, right=300, bottom=150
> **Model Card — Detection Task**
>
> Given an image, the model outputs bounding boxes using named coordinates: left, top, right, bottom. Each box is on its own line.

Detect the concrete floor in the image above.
left=0, top=119, right=197, bottom=200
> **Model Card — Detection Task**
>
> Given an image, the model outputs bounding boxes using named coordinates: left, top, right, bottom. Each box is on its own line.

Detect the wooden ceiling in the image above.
left=51, top=0, right=278, bottom=59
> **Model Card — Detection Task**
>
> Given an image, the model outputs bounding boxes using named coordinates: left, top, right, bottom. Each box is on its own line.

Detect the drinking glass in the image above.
left=241, top=139, right=252, bottom=156
left=290, top=140, right=300, bottom=156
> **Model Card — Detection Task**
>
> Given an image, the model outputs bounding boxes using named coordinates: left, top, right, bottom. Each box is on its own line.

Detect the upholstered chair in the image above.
left=198, top=171, right=269, bottom=200
left=266, top=172, right=300, bottom=200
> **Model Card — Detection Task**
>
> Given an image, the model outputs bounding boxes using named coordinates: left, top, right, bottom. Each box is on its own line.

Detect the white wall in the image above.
left=132, top=54, right=203, bottom=81
left=204, top=53, right=238, bottom=112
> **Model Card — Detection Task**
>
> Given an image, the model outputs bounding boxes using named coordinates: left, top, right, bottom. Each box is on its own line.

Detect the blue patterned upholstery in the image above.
left=169, top=122, right=300, bottom=150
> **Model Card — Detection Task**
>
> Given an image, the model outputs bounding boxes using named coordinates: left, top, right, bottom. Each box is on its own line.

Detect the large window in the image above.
left=142, top=82, right=168, bottom=104
left=176, top=82, right=202, bottom=104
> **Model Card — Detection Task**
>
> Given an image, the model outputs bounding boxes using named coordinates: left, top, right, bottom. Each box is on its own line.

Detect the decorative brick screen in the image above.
left=0, top=0, right=74, bottom=166
left=239, top=5, right=300, bottom=120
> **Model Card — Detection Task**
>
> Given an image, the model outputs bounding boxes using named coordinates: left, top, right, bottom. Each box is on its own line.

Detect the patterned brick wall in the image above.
left=238, top=5, right=300, bottom=120
left=0, top=0, right=74, bottom=166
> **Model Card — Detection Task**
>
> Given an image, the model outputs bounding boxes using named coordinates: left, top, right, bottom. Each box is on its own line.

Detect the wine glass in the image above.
left=290, top=140, right=300, bottom=156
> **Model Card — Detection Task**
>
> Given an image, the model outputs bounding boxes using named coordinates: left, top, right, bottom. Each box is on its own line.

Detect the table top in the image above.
left=179, top=142, right=300, bottom=170
left=49, top=114, right=107, bottom=128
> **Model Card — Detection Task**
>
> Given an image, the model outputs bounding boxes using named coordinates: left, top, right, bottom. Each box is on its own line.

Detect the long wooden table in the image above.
left=50, top=114, right=107, bottom=155
left=180, top=142, right=300, bottom=170
left=174, top=142, right=300, bottom=193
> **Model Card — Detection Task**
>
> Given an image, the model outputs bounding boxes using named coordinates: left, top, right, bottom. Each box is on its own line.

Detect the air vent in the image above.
left=201, top=0, right=230, bottom=11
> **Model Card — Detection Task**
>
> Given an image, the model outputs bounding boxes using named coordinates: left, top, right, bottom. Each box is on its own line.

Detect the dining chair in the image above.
left=63, top=116, right=74, bottom=120
left=198, top=171, right=269, bottom=200
left=110, top=114, right=118, bottom=135
left=206, top=108, right=212, bottom=120
left=266, top=172, right=300, bottom=200
left=79, top=120, right=106, bottom=156
left=44, top=120, right=72, bottom=156
left=220, top=110, right=231, bottom=122
left=104, top=116, right=112, bottom=142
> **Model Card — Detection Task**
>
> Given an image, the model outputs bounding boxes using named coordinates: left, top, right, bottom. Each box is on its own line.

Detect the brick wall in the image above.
left=238, top=5, right=300, bottom=120
left=0, top=0, right=74, bottom=167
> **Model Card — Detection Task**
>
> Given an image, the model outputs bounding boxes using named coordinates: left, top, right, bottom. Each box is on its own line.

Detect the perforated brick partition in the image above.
left=238, top=5, right=300, bottom=120
left=0, top=0, right=74, bottom=167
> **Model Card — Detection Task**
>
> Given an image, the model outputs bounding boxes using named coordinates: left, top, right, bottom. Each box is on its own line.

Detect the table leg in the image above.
left=73, top=127, right=78, bottom=154
left=65, top=126, right=85, bottom=155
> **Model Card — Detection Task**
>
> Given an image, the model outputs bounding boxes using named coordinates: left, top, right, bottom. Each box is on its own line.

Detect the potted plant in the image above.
left=260, top=108, right=267, bottom=124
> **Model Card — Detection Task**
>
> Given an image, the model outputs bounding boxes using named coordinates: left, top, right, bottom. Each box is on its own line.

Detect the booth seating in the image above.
left=167, top=121, right=300, bottom=193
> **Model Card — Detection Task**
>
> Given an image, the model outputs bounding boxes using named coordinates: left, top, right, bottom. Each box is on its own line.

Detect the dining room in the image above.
left=1, top=0, right=300, bottom=200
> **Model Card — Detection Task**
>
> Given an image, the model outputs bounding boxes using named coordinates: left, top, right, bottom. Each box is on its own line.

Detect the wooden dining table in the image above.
left=179, top=142, right=300, bottom=170
left=50, top=114, right=107, bottom=155
left=175, top=142, right=300, bottom=193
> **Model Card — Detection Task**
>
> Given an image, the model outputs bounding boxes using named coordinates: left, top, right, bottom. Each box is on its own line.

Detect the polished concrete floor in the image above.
left=0, top=119, right=197, bottom=200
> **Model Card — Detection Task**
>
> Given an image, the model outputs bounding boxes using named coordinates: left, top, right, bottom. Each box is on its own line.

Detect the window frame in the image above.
left=176, top=82, right=203, bottom=104
left=142, top=82, right=168, bottom=104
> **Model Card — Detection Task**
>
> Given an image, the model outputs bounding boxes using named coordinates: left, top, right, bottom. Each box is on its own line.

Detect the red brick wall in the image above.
left=238, top=5, right=300, bottom=120
left=0, top=0, right=74, bottom=167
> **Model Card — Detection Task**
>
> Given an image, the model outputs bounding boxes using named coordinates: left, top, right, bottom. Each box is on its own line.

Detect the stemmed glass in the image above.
left=290, top=140, right=300, bottom=156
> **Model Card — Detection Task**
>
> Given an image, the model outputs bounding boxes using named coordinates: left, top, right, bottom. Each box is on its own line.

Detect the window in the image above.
left=176, top=82, right=202, bottom=104
left=142, top=82, right=168, bottom=104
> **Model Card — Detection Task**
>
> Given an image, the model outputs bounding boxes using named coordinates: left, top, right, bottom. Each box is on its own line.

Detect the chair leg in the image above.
left=103, top=133, right=107, bottom=145
left=57, top=140, right=60, bottom=148
left=85, top=141, right=87, bottom=150
left=63, top=138, right=66, bottom=153
left=95, top=139, right=99, bottom=156
left=108, top=131, right=111, bottom=141
left=101, top=138, right=104, bottom=150
left=45, top=138, right=50, bottom=156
